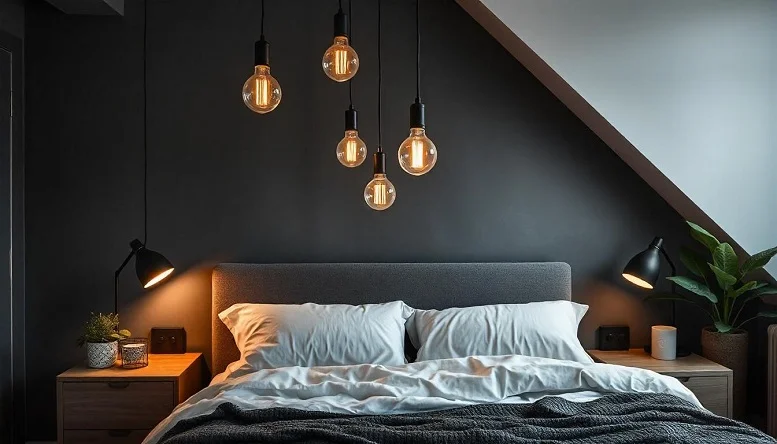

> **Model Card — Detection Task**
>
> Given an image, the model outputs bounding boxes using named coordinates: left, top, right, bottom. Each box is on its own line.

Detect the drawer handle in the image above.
left=675, top=377, right=690, bottom=383
left=107, top=381, right=130, bottom=389
left=108, top=430, right=132, bottom=437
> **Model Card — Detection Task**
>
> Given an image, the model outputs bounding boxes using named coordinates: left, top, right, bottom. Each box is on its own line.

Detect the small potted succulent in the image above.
left=77, top=313, right=131, bottom=369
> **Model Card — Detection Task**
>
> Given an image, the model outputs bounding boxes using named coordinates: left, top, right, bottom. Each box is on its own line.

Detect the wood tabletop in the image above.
left=588, top=348, right=731, bottom=377
left=58, top=353, right=202, bottom=380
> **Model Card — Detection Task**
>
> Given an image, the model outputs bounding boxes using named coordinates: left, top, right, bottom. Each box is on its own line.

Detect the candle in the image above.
left=122, top=343, right=147, bottom=366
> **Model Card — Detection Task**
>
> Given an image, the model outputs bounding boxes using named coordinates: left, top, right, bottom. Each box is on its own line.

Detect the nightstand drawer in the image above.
left=64, top=429, right=150, bottom=444
left=676, top=376, right=728, bottom=417
left=62, top=381, right=175, bottom=429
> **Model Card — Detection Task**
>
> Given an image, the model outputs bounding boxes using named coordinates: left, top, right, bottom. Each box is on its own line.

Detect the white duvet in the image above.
left=144, top=355, right=701, bottom=444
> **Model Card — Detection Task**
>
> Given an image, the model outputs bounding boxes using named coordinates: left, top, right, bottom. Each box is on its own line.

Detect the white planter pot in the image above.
left=86, top=341, right=118, bottom=368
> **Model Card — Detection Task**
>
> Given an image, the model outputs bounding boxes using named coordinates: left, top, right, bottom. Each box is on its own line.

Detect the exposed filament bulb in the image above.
left=336, top=130, right=367, bottom=167
left=364, top=173, right=396, bottom=211
left=398, top=127, right=437, bottom=176
left=322, top=36, right=359, bottom=82
left=242, top=65, right=281, bottom=114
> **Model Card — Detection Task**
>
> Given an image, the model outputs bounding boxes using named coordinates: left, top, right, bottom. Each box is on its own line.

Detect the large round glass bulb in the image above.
left=364, top=173, right=396, bottom=211
left=322, top=36, right=359, bottom=82
left=398, top=127, right=437, bottom=176
left=336, top=130, right=367, bottom=167
left=242, top=65, right=281, bottom=114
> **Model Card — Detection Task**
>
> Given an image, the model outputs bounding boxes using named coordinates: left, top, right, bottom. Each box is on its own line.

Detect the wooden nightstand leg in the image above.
left=727, top=372, right=733, bottom=419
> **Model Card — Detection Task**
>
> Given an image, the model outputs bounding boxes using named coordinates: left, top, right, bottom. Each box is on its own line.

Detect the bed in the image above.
left=143, top=263, right=774, bottom=443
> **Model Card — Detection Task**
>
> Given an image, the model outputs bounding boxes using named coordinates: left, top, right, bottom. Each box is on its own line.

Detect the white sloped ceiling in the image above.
left=459, top=0, right=777, bottom=278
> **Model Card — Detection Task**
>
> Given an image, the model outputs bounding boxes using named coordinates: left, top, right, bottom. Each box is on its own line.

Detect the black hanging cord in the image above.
left=339, top=0, right=343, bottom=10
left=143, top=0, right=148, bottom=245
left=261, top=0, right=265, bottom=39
left=348, top=0, right=353, bottom=107
left=415, top=0, right=421, bottom=101
left=377, top=0, right=382, bottom=152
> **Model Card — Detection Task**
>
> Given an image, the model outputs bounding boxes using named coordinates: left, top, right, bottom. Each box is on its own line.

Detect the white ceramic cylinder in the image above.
left=651, top=325, right=677, bottom=360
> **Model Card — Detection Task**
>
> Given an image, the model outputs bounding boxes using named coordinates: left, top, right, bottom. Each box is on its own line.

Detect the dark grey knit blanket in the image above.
left=158, top=393, right=775, bottom=444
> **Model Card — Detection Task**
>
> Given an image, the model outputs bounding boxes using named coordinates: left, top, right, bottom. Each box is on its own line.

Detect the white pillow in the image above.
left=219, top=301, right=412, bottom=369
left=407, top=301, right=593, bottom=364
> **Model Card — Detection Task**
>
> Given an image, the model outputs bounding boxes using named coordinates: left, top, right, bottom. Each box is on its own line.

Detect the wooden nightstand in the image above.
left=588, top=348, right=732, bottom=418
left=57, top=353, right=203, bottom=444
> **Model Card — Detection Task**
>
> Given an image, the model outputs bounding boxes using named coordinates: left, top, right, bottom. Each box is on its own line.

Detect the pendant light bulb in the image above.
left=364, top=152, right=395, bottom=210
left=337, top=131, right=367, bottom=167
left=398, top=100, right=436, bottom=175
left=323, top=37, right=359, bottom=82
left=398, top=127, right=436, bottom=176
left=323, top=7, right=359, bottom=82
left=399, top=0, right=436, bottom=176
left=242, top=64, right=281, bottom=114
left=364, top=174, right=396, bottom=211
left=337, top=107, right=366, bottom=167
left=243, top=3, right=281, bottom=114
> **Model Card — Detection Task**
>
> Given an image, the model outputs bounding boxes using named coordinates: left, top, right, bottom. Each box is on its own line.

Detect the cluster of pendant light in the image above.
left=242, top=0, right=436, bottom=211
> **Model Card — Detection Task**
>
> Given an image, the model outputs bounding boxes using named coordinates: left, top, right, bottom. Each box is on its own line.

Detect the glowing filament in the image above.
left=335, top=49, right=348, bottom=75
left=255, top=77, right=270, bottom=107
left=373, top=183, right=387, bottom=205
left=346, top=139, right=357, bottom=163
left=411, top=139, right=424, bottom=169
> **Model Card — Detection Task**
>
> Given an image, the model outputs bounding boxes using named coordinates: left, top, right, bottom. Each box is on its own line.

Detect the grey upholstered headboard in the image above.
left=212, top=262, right=571, bottom=375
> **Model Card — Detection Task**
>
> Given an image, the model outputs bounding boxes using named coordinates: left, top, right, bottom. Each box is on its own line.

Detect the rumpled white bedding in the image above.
left=143, top=354, right=701, bottom=444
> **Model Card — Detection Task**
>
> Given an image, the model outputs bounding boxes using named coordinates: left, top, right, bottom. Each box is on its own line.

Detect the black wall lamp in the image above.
left=114, top=239, right=174, bottom=317
left=623, top=237, right=675, bottom=294
left=113, top=0, right=174, bottom=320
left=622, top=237, right=689, bottom=356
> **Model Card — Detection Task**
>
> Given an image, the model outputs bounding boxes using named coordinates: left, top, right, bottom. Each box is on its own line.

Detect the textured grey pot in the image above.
left=701, top=327, right=748, bottom=419
left=86, top=341, right=118, bottom=369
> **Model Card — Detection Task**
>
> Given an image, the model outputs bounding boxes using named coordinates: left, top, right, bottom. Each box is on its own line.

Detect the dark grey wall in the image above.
left=0, top=2, right=24, bottom=441
left=0, top=0, right=24, bottom=39
left=24, top=0, right=706, bottom=440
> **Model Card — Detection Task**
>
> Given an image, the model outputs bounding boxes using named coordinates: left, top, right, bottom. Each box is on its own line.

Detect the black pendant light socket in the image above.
left=334, top=8, right=349, bottom=38
left=254, top=38, right=270, bottom=66
left=345, top=106, right=358, bottom=131
left=410, top=98, right=425, bottom=129
left=373, top=151, right=386, bottom=174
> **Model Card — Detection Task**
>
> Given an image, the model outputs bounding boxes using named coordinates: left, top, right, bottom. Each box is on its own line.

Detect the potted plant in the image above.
left=77, top=313, right=131, bottom=369
left=648, top=221, right=777, bottom=418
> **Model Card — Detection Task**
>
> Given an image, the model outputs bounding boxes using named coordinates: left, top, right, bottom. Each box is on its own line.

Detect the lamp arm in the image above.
left=659, top=246, right=677, bottom=277
left=660, top=246, right=678, bottom=326
left=114, top=250, right=137, bottom=318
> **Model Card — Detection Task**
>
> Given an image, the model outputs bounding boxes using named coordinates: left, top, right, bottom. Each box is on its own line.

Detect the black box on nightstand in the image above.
left=597, top=325, right=630, bottom=350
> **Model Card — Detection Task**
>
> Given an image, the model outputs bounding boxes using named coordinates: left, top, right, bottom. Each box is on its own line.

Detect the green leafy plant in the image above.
left=647, top=221, right=777, bottom=333
left=76, top=313, right=131, bottom=346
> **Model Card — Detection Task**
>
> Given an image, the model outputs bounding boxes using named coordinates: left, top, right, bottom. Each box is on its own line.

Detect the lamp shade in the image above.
left=622, top=237, right=663, bottom=289
left=131, top=240, right=174, bottom=288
